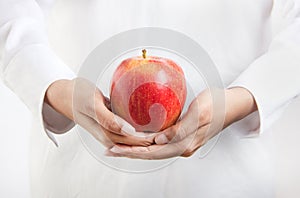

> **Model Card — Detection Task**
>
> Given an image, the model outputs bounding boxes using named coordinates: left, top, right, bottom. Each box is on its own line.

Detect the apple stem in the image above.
left=142, top=49, right=147, bottom=59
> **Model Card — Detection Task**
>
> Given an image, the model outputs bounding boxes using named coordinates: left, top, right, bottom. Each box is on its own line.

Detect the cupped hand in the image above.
left=45, top=78, right=155, bottom=148
left=106, top=87, right=257, bottom=159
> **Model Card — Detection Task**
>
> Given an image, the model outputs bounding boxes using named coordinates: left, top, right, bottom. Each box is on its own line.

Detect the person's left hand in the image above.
left=105, top=87, right=257, bottom=159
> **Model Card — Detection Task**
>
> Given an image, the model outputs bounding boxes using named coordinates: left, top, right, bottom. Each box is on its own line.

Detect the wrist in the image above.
left=45, top=79, right=74, bottom=120
left=224, top=87, right=257, bottom=128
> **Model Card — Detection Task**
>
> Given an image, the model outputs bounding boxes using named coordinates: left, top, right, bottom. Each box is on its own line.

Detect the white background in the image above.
left=0, top=79, right=300, bottom=197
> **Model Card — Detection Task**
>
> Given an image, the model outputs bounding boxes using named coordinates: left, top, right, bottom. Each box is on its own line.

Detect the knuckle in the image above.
left=103, top=117, right=121, bottom=133
left=143, top=137, right=155, bottom=146
left=166, top=125, right=179, bottom=141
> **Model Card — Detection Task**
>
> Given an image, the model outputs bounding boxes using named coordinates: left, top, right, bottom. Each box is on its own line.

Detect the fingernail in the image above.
left=155, top=134, right=169, bottom=144
left=110, top=146, right=123, bottom=154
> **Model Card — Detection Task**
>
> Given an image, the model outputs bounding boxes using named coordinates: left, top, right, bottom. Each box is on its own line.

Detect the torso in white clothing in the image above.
left=30, top=1, right=275, bottom=197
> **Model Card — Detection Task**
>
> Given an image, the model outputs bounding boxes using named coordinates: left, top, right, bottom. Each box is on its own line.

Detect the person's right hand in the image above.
left=45, top=78, right=155, bottom=148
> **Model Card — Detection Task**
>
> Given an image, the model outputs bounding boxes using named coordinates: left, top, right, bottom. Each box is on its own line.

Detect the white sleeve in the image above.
left=0, top=0, right=76, bottom=145
left=229, top=0, right=300, bottom=136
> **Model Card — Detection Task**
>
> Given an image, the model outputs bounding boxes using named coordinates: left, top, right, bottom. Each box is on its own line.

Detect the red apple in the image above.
left=110, top=49, right=187, bottom=132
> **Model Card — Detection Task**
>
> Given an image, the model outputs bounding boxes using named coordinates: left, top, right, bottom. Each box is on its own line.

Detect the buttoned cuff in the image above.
left=2, top=44, right=76, bottom=146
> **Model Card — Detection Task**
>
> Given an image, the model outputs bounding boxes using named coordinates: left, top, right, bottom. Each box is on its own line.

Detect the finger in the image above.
left=107, top=144, right=180, bottom=159
left=179, top=124, right=211, bottom=157
left=108, top=133, right=196, bottom=159
left=96, top=99, right=157, bottom=139
left=78, top=111, right=155, bottom=147
left=155, top=98, right=204, bottom=144
left=103, top=129, right=155, bottom=146
left=108, top=124, right=218, bottom=159
left=76, top=112, right=115, bottom=148
left=94, top=95, right=137, bottom=136
left=72, top=78, right=135, bottom=136
left=174, top=122, right=222, bottom=158
left=80, top=92, right=156, bottom=144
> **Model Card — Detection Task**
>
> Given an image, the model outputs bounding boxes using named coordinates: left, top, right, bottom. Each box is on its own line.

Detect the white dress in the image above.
left=1, top=0, right=300, bottom=197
